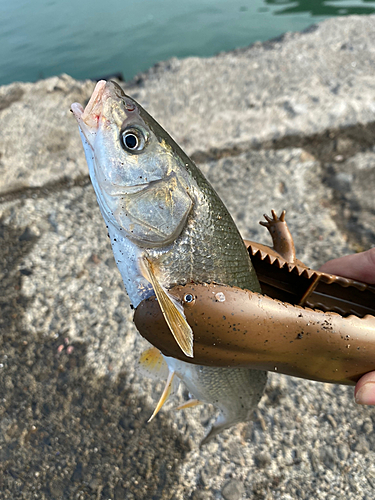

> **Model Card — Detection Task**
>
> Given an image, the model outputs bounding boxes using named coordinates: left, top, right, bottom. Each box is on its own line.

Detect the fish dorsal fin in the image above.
left=148, top=369, right=175, bottom=422
left=138, top=347, right=169, bottom=381
left=141, top=256, right=194, bottom=358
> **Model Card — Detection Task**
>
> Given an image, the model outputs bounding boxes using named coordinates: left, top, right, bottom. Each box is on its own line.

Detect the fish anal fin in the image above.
left=141, top=256, right=194, bottom=358
left=148, top=370, right=175, bottom=422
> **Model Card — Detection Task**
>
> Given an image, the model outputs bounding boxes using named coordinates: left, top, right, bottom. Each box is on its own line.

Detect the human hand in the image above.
left=319, top=247, right=375, bottom=285
left=319, top=247, right=375, bottom=404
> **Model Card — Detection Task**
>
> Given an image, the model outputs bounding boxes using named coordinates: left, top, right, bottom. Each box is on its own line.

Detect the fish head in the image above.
left=71, top=80, right=193, bottom=247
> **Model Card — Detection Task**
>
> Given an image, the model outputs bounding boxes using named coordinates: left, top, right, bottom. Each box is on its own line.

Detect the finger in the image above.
left=355, top=371, right=375, bottom=405
left=318, top=248, right=375, bottom=284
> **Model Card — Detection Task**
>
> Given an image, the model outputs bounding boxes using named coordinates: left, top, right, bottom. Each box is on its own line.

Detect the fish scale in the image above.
left=166, top=357, right=267, bottom=445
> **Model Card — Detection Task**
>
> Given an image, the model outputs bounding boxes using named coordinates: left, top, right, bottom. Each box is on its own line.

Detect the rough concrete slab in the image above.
left=1, top=14, right=375, bottom=500
left=3, top=15, right=375, bottom=196
left=0, top=76, right=94, bottom=195
left=321, top=149, right=375, bottom=249
left=129, top=15, right=375, bottom=153
left=199, top=148, right=350, bottom=268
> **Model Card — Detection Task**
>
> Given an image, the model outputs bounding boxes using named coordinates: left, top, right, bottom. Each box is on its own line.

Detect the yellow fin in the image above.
left=141, top=256, right=194, bottom=358
left=176, top=399, right=202, bottom=411
left=148, top=370, right=175, bottom=422
left=138, top=347, right=169, bottom=381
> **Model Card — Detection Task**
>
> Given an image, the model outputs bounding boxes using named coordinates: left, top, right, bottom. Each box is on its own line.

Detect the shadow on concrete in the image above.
left=0, top=221, right=190, bottom=500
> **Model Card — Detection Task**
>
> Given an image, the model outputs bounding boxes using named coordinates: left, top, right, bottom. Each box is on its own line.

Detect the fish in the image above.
left=71, top=80, right=267, bottom=443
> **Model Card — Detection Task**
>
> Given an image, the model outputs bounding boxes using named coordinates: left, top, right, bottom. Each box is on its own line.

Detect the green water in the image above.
left=1, top=0, right=375, bottom=86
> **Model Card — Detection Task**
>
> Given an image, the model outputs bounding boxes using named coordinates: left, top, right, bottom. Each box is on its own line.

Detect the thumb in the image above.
left=319, top=247, right=375, bottom=284
left=355, top=372, right=375, bottom=405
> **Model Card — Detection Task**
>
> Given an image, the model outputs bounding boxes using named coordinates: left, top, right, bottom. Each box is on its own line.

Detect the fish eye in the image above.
left=120, top=126, right=147, bottom=153
left=124, top=133, right=138, bottom=149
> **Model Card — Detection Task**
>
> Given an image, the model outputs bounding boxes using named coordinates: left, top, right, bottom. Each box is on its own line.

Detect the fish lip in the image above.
left=81, top=80, right=106, bottom=118
left=71, top=80, right=107, bottom=148
left=70, top=102, right=84, bottom=119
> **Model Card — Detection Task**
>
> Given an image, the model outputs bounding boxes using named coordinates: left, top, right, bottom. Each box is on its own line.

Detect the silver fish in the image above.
left=71, top=80, right=267, bottom=443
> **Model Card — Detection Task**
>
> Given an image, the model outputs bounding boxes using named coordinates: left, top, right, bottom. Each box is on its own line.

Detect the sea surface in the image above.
left=1, top=0, right=375, bottom=86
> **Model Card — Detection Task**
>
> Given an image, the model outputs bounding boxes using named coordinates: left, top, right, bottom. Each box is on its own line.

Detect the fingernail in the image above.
left=355, top=382, right=375, bottom=405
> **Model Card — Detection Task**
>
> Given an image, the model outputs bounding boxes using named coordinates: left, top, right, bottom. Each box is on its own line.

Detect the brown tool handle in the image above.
left=134, top=283, right=375, bottom=386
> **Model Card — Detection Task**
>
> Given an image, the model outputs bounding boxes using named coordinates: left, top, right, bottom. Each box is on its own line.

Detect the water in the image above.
left=1, top=0, right=375, bottom=86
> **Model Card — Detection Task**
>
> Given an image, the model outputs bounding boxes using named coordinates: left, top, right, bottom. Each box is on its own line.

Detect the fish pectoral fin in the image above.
left=141, top=256, right=194, bottom=358
left=148, top=370, right=175, bottom=423
left=138, top=347, right=169, bottom=381
left=176, top=399, right=202, bottom=411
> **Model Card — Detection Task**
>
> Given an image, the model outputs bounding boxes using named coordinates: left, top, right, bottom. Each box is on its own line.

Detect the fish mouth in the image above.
left=71, top=80, right=107, bottom=147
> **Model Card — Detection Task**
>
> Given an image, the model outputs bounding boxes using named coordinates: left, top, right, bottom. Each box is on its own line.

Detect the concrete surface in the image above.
left=1, top=15, right=375, bottom=500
